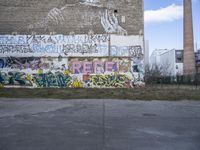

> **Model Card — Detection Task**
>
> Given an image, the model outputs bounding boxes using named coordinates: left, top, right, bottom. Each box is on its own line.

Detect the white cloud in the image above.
left=145, top=4, right=183, bottom=24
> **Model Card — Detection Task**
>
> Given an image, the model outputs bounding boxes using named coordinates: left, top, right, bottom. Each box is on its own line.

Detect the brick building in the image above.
left=0, top=0, right=145, bottom=88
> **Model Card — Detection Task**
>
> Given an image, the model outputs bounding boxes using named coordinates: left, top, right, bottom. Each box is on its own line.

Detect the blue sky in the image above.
left=144, top=0, right=200, bottom=56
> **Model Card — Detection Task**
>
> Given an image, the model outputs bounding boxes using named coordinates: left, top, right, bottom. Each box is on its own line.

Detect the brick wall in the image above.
left=0, top=0, right=143, bottom=35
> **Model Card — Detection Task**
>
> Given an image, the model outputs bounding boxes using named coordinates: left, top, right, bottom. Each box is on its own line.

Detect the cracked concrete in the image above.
left=0, top=99, right=200, bottom=150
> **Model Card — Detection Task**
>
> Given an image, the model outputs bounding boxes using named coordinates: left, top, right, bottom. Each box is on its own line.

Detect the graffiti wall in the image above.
left=0, top=34, right=144, bottom=88
left=0, top=34, right=109, bottom=57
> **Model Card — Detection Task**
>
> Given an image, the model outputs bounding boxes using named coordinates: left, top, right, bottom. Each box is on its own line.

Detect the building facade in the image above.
left=0, top=0, right=145, bottom=88
left=149, top=49, right=169, bottom=68
left=150, top=48, right=200, bottom=76
left=150, top=49, right=183, bottom=76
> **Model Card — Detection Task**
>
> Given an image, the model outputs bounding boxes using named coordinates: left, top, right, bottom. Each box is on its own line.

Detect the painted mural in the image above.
left=27, top=0, right=128, bottom=35
left=0, top=34, right=144, bottom=88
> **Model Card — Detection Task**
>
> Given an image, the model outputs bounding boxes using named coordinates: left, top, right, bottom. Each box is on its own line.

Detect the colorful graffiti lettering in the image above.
left=32, top=72, right=72, bottom=88
left=72, top=78, right=83, bottom=88
left=71, top=61, right=118, bottom=74
left=0, top=71, right=144, bottom=88
left=0, top=57, right=42, bottom=70
left=0, top=71, right=32, bottom=86
left=88, top=74, right=132, bottom=88
left=0, top=71, right=72, bottom=88
left=0, top=57, right=68, bottom=71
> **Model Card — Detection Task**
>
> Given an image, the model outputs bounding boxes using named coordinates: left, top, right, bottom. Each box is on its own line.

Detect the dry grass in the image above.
left=0, top=85, right=200, bottom=100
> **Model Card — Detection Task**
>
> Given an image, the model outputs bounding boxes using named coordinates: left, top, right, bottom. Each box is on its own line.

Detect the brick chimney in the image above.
left=183, top=0, right=196, bottom=75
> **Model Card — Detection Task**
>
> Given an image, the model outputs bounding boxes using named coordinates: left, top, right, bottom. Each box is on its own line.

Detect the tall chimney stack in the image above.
left=183, top=0, right=196, bottom=75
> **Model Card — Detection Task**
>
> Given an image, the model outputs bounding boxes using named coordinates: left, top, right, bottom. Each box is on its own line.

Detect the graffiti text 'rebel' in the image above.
left=71, top=61, right=118, bottom=74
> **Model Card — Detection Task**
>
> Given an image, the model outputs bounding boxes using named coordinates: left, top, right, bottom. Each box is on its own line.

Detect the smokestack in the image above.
left=183, top=0, right=196, bottom=75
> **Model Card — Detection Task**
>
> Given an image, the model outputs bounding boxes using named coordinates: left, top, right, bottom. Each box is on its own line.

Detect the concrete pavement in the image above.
left=0, top=99, right=200, bottom=150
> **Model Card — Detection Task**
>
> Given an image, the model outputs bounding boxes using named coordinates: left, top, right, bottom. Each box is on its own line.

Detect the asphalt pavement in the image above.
left=0, top=99, right=200, bottom=150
